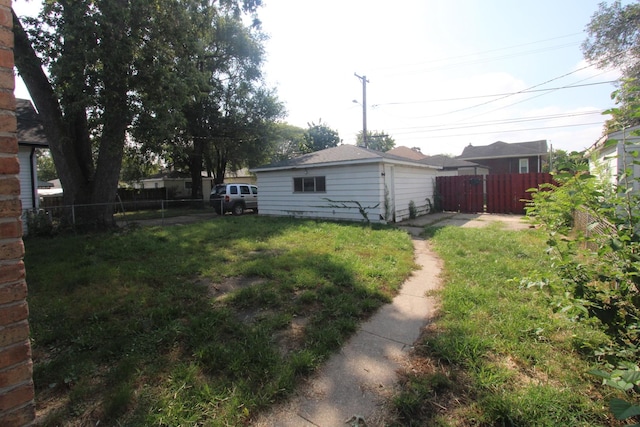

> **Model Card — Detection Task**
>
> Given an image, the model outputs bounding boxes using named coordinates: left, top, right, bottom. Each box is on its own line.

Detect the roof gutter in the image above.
left=251, top=157, right=441, bottom=173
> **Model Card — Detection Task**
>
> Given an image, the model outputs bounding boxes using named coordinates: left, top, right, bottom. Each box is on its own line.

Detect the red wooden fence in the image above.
left=436, top=175, right=484, bottom=213
left=436, top=173, right=553, bottom=214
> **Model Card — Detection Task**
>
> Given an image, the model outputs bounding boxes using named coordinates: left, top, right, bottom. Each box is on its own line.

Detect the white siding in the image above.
left=18, top=146, right=36, bottom=235
left=256, top=161, right=437, bottom=223
left=18, top=146, right=36, bottom=211
left=392, top=164, right=436, bottom=222
left=256, top=163, right=385, bottom=223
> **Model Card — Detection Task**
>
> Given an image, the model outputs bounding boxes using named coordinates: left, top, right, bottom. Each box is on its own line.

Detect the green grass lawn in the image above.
left=24, top=216, right=416, bottom=426
left=388, top=223, right=622, bottom=426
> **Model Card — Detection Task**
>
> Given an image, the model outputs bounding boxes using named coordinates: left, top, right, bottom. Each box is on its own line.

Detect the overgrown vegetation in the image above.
left=24, top=217, right=415, bottom=425
left=525, top=172, right=640, bottom=421
left=388, top=223, right=618, bottom=426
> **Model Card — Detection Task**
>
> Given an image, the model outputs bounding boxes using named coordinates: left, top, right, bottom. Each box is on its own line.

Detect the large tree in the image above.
left=582, top=0, right=640, bottom=130
left=356, top=130, right=395, bottom=152
left=300, top=120, right=341, bottom=153
left=133, top=10, right=283, bottom=196
left=13, top=0, right=261, bottom=229
left=267, top=123, right=305, bottom=162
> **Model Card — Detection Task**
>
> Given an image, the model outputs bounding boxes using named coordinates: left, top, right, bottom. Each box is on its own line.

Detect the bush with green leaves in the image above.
left=527, top=128, right=640, bottom=424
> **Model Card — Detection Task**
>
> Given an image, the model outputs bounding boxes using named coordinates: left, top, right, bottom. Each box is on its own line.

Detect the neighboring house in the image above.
left=457, top=140, right=549, bottom=174
left=251, top=144, right=440, bottom=223
left=137, top=168, right=256, bottom=199
left=388, top=146, right=488, bottom=176
left=584, top=125, right=640, bottom=192
left=16, top=99, right=49, bottom=226
left=419, top=155, right=489, bottom=177
left=137, top=171, right=198, bottom=199
left=386, top=146, right=428, bottom=161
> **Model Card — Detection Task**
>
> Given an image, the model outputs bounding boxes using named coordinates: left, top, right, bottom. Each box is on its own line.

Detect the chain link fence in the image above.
left=23, top=197, right=222, bottom=235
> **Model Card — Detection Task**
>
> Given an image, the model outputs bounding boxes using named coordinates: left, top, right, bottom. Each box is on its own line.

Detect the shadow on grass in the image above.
left=24, top=216, right=413, bottom=425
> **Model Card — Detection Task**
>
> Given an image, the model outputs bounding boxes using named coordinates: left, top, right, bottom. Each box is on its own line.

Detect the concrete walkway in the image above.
left=251, top=235, right=440, bottom=426
left=252, top=213, right=530, bottom=426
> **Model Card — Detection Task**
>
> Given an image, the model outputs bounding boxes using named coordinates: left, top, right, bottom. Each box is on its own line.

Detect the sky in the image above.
left=12, top=0, right=629, bottom=156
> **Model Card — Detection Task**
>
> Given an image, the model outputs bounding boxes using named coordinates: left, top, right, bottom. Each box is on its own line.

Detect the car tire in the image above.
left=232, top=203, right=244, bottom=216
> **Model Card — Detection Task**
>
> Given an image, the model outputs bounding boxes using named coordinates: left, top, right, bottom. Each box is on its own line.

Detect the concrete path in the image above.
left=251, top=213, right=530, bottom=426
left=251, top=234, right=441, bottom=426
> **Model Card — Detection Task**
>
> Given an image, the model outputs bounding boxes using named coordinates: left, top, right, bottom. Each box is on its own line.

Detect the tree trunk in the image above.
left=13, top=11, right=89, bottom=209
left=189, top=139, right=205, bottom=199
left=14, top=7, right=129, bottom=230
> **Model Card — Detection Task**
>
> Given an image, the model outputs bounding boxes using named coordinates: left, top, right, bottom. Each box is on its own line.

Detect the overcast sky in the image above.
left=13, top=0, right=628, bottom=155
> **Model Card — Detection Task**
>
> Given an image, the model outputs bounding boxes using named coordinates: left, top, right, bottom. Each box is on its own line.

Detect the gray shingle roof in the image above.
left=419, top=155, right=483, bottom=169
left=17, top=98, right=48, bottom=147
left=458, top=140, right=548, bottom=160
left=252, top=144, right=437, bottom=171
left=386, top=146, right=427, bottom=160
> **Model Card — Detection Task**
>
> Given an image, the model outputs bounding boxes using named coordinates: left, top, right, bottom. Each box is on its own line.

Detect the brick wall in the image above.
left=0, top=1, right=35, bottom=426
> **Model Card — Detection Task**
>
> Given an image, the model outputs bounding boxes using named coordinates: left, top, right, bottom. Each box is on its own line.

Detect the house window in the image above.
left=519, top=158, right=529, bottom=174
left=293, top=176, right=326, bottom=193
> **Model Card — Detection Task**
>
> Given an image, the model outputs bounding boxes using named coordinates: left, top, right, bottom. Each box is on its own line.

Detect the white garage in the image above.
left=251, top=144, right=440, bottom=223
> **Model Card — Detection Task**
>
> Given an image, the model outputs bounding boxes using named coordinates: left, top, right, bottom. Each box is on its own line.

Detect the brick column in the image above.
left=0, top=1, right=35, bottom=426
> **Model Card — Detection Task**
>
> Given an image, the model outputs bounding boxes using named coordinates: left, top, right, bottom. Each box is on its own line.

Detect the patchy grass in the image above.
left=388, top=223, right=621, bottom=426
left=24, top=216, right=415, bottom=426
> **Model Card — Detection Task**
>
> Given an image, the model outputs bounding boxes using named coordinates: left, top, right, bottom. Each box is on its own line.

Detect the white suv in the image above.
left=209, top=184, right=258, bottom=216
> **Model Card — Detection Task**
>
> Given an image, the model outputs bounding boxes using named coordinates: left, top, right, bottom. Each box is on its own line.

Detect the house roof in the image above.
left=419, top=155, right=485, bottom=169
left=386, top=146, right=427, bottom=160
left=585, top=125, right=640, bottom=157
left=251, top=144, right=440, bottom=172
left=17, top=98, right=48, bottom=147
left=458, top=140, right=548, bottom=160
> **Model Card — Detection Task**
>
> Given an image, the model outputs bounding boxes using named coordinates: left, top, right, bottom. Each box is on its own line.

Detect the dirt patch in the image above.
left=192, top=275, right=267, bottom=301
left=273, top=315, right=309, bottom=356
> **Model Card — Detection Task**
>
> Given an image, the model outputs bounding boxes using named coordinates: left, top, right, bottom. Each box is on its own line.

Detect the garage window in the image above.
left=294, top=176, right=326, bottom=193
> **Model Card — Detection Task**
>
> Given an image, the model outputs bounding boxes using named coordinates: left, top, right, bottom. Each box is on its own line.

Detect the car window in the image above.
left=214, top=185, right=226, bottom=195
left=251, top=186, right=258, bottom=195
left=240, top=185, right=251, bottom=195
left=229, top=186, right=238, bottom=195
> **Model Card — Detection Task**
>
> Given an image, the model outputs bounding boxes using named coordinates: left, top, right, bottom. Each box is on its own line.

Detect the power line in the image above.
left=388, top=111, right=603, bottom=134
left=372, top=81, right=616, bottom=107
left=372, top=32, right=584, bottom=75
left=397, top=122, right=604, bottom=140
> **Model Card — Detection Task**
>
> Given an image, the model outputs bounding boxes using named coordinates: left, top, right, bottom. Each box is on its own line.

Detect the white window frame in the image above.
left=518, top=158, right=529, bottom=174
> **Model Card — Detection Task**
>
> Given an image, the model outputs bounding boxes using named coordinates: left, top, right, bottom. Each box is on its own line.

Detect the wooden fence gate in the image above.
left=436, top=173, right=554, bottom=214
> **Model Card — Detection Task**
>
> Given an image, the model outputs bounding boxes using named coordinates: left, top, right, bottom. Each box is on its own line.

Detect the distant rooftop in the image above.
left=458, top=140, right=548, bottom=160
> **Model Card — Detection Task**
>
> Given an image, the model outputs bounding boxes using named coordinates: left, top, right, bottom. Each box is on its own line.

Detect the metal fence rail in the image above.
left=23, top=198, right=218, bottom=235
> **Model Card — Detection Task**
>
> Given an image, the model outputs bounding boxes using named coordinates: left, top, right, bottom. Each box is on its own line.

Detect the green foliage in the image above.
left=389, top=225, right=611, bottom=426
left=528, top=86, right=640, bottom=422
left=267, top=122, right=306, bottom=162
left=120, top=144, right=161, bottom=184
left=300, top=120, right=341, bottom=153
left=36, top=148, right=57, bottom=181
left=356, top=130, right=395, bottom=152
left=591, top=362, right=640, bottom=424
left=25, top=217, right=415, bottom=425
left=583, top=0, right=640, bottom=130
left=408, top=200, right=417, bottom=219
left=582, top=1, right=640, bottom=81
left=528, top=167, right=640, bottom=362
left=15, top=0, right=272, bottom=225
left=321, top=198, right=380, bottom=224
left=549, top=148, right=588, bottom=174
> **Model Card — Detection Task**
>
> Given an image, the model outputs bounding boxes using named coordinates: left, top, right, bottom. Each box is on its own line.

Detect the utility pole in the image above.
left=354, top=72, right=369, bottom=148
